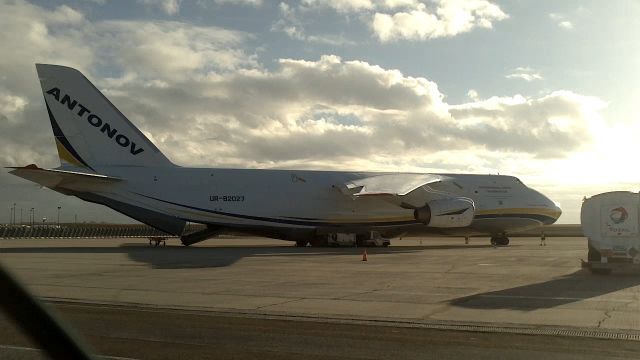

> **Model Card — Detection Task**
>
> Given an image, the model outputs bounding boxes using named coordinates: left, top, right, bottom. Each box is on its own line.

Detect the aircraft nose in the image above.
left=545, top=199, right=562, bottom=225
left=533, top=189, right=561, bottom=225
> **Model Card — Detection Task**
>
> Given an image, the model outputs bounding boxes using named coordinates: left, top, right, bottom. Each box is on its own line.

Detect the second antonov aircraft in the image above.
left=9, top=64, right=562, bottom=246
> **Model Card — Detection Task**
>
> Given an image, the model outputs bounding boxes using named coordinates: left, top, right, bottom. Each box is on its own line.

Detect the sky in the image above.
left=0, top=0, right=639, bottom=224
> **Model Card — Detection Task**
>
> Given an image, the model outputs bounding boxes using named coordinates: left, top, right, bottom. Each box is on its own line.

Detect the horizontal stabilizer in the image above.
left=8, top=164, right=121, bottom=191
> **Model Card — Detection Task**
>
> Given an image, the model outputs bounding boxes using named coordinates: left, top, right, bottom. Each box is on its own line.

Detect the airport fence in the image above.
left=0, top=224, right=583, bottom=239
left=0, top=224, right=205, bottom=239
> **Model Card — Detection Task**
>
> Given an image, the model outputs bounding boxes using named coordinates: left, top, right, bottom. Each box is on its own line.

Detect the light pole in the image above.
left=12, top=203, right=16, bottom=226
left=29, top=208, right=34, bottom=226
left=57, top=206, right=62, bottom=226
left=20, top=208, right=23, bottom=225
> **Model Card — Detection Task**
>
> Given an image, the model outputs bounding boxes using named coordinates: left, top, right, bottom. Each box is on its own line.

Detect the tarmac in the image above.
left=3, top=302, right=640, bottom=360
left=2, top=236, right=640, bottom=358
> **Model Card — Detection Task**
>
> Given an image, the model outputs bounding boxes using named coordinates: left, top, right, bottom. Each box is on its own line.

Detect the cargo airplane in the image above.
left=8, top=64, right=562, bottom=246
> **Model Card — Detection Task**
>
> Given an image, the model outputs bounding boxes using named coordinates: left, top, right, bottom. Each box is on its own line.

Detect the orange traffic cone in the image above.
left=362, top=249, right=368, bottom=262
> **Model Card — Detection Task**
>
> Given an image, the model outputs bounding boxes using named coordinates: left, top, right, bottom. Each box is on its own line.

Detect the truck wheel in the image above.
left=590, top=268, right=612, bottom=275
left=587, top=245, right=601, bottom=262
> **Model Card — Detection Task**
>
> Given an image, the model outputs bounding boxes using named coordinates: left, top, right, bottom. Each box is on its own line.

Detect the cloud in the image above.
left=0, top=0, right=99, bottom=168
left=0, top=0, right=603, bottom=172
left=558, top=21, right=573, bottom=30
left=214, top=0, right=263, bottom=5
left=274, top=1, right=508, bottom=43
left=101, top=55, right=446, bottom=166
left=99, top=55, right=601, bottom=168
left=0, top=93, right=28, bottom=119
left=0, top=1, right=95, bottom=82
left=0, top=1, right=257, bottom=88
left=505, top=67, right=543, bottom=82
left=549, top=13, right=574, bottom=30
left=298, top=0, right=435, bottom=13
left=371, top=0, right=508, bottom=42
left=93, top=20, right=257, bottom=78
left=271, top=2, right=356, bottom=46
left=271, top=3, right=306, bottom=41
left=47, top=4, right=85, bottom=24
left=302, top=0, right=374, bottom=12
left=379, top=0, right=421, bottom=10
left=138, top=0, right=181, bottom=15
left=449, top=91, right=605, bottom=158
left=0, top=0, right=256, bottom=169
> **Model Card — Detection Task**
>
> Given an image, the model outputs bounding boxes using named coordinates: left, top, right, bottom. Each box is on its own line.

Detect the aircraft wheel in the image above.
left=310, top=239, right=328, bottom=247
left=295, top=240, right=308, bottom=247
left=490, top=236, right=509, bottom=246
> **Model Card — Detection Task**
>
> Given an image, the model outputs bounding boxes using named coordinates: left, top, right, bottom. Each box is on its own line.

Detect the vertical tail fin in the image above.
left=36, top=64, right=174, bottom=170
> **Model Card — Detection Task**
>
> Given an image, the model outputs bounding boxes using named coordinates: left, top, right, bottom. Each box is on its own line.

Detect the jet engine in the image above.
left=413, top=198, right=475, bottom=228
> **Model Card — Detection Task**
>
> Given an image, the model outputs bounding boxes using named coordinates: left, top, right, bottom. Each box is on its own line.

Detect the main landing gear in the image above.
left=490, top=234, right=509, bottom=246
left=148, top=237, right=166, bottom=247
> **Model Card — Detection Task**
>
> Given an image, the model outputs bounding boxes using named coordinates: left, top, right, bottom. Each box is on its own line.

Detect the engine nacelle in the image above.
left=413, top=198, right=475, bottom=228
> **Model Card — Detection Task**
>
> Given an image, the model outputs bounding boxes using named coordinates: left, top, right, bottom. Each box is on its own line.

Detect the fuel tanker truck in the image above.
left=581, top=191, right=640, bottom=274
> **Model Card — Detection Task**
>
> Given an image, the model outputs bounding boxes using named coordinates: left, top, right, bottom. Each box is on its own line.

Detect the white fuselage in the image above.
left=84, top=166, right=561, bottom=240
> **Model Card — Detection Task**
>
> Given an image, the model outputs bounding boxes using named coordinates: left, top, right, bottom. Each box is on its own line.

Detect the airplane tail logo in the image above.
left=36, top=64, right=174, bottom=170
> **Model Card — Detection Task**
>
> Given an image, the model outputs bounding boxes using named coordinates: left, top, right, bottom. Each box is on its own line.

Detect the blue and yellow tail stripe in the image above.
left=45, top=101, right=94, bottom=171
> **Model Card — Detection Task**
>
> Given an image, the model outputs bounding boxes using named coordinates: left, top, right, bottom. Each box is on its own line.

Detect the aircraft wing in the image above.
left=8, top=164, right=121, bottom=192
left=337, top=173, right=446, bottom=209
left=337, top=173, right=475, bottom=228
